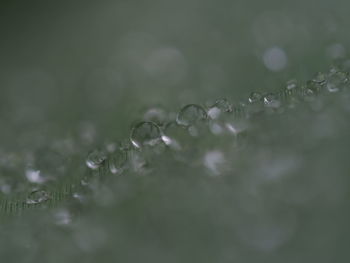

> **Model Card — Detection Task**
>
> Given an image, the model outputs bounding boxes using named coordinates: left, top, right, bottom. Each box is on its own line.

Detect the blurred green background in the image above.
left=1, top=0, right=350, bottom=262
left=1, top=0, right=349, bottom=139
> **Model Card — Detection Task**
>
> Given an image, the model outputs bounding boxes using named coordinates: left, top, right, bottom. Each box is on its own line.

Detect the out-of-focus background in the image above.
left=1, top=0, right=350, bottom=262
left=1, top=0, right=349, bottom=140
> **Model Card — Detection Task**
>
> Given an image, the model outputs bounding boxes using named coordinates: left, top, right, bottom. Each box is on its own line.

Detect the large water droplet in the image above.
left=26, top=189, right=50, bottom=205
left=86, top=150, right=107, bottom=170
left=176, top=104, right=207, bottom=127
left=130, top=121, right=163, bottom=149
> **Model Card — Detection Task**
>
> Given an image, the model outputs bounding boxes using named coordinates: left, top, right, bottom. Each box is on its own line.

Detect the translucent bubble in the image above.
left=162, top=121, right=195, bottom=151
left=313, top=72, right=327, bottom=84
left=286, top=79, right=298, bottom=91
left=86, top=150, right=107, bottom=170
left=26, top=189, right=50, bottom=205
left=207, top=99, right=233, bottom=120
left=263, top=93, right=281, bottom=108
left=176, top=104, right=207, bottom=127
left=213, top=99, right=233, bottom=113
left=302, top=81, right=322, bottom=101
left=248, top=92, right=263, bottom=103
left=130, top=121, right=163, bottom=149
left=325, top=70, right=349, bottom=93
left=107, top=150, right=127, bottom=175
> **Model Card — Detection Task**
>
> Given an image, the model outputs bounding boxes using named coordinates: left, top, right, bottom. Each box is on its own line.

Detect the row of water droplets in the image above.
left=2, top=65, right=347, bottom=207
left=85, top=65, right=350, bottom=179
left=13, top=65, right=349, bottom=206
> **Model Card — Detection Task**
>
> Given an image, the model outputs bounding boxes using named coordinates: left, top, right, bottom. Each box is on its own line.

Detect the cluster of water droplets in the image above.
left=82, top=66, right=350, bottom=181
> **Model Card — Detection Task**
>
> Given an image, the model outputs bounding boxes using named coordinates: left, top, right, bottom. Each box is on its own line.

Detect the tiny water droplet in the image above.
left=313, top=72, right=327, bottom=84
left=86, top=150, right=107, bottom=170
left=248, top=92, right=263, bottom=103
left=26, top=189, right=50, bottom=205
left=207, top=99, right=233, bottom=120
left=130, top=121, right=163, bottom=149
left=263, top=93, right=281, bottom=108
left=286, top=79, right=298, bottom=90
left=325, top=70, right=348, bottom=93
left=213, top=99, right=233, bottom=112
left=176, top=104, right=207, bottom=126
left=107, top=150, right=127, bottom=174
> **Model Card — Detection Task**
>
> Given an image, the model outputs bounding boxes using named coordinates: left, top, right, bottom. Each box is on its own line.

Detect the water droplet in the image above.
left=107, top=150, right=127, bottom=174
left=263, top=93, right=281, bottom=108
left=86, top=150, right=107, bottom=170
left=313, top=72, right=327, bottom=84
left=207, top=99, right=233, bottom=120
left=248, top=92, right=263, bottom=103
left=26, top=189, right=50, bottom=205
left=162, top=122, right=189, bottom=150
left=302, top=81, right=321, bottom=101
left=130, top=121, right=163, bottom=149
left=325, top=70, right=348, bottom=93
left=176, top=104, right=207, bottom=127
left=286, top=79, right=298, bottom=91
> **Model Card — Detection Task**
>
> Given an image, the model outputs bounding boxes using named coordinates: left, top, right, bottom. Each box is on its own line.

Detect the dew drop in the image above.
left=286, top=79, right=298, bottom=91
left=263, top=93, right=281, bottom=108
left=313, top=72, right=327, bottom=84
left=107, top=150, right=127, bottom=174
left=176, top=104, right=207, bottom=127
left=325, top=70, right=349, bottom=93
left=162, top=121, right=190, bottom=151
left=207, top=99, right=233, bottom=120
left=26, top=189, right=50, bottom=205
left=248, top=92, right=263, bottom=103
left=86, top=150, right=107, bottom=170
left=130, top=121, right=163, bottom=149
